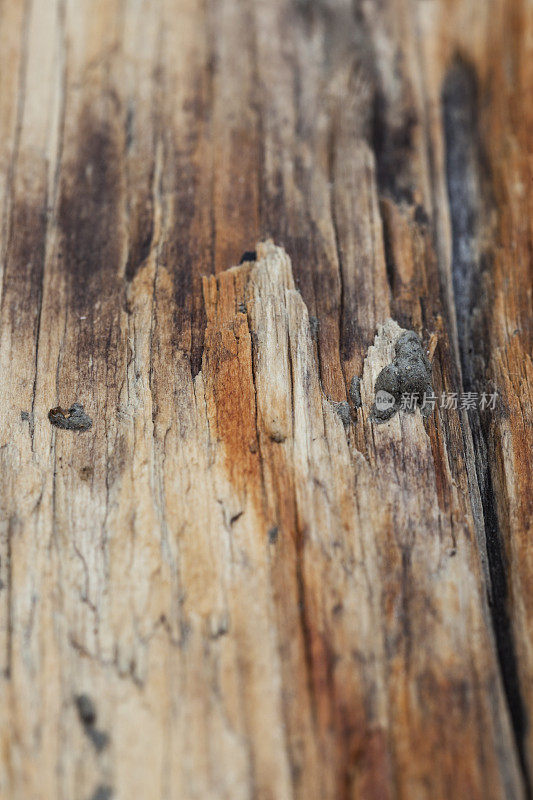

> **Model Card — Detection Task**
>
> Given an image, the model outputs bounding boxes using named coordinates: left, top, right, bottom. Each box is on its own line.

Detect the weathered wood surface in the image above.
left=0, top=1, right=532, bottom=799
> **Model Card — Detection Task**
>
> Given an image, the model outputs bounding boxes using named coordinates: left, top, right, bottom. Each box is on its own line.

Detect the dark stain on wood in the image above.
left=1, top=199, right=48, bottom=350
left=371, top=90, right=417, bottom=206
left=75, top=694, right=96, bottom=727
left=125, top=195, right=154, bottom=282
left=75, top=693, right=109, bottom=753
left=442, top=58, right=480, bottom=351
left=79, top=465, right=94, bottom=481
left=443, top=56, right=531, bottom=793
left=58, top=104, right=123, bottom=317
left=239, top=250, right=257, bottom=264
left=89, top=785, right=113, bottom=800
left=268, top=526, right=279, bottom=544
left=161, top=134, right=208, bottom=377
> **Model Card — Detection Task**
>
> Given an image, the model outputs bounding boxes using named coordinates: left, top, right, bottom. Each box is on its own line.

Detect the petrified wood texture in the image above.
left=0, top=1, right=531, bottom=799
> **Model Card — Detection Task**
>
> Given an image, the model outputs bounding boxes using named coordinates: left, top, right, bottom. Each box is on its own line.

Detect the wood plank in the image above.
left=0, top=1, right=531, bottom=798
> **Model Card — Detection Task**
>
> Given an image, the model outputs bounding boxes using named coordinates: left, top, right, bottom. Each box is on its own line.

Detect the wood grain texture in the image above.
left=0, top=1, right=531, bottom=799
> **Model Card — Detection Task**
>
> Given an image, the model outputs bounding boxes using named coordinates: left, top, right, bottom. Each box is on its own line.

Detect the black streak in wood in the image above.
left=90, top=786, right=113, bottom=800
left=442, top=57, right=531, bottom=796
left=75, top=693, right=110, bottom=753
left=371, top=90, right=417, bottom=206
left=58, top=106, right=123, bottom=318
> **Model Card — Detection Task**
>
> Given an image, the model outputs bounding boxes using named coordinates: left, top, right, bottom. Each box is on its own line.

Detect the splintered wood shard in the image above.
left=190, top=242, right=521, bottom=798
